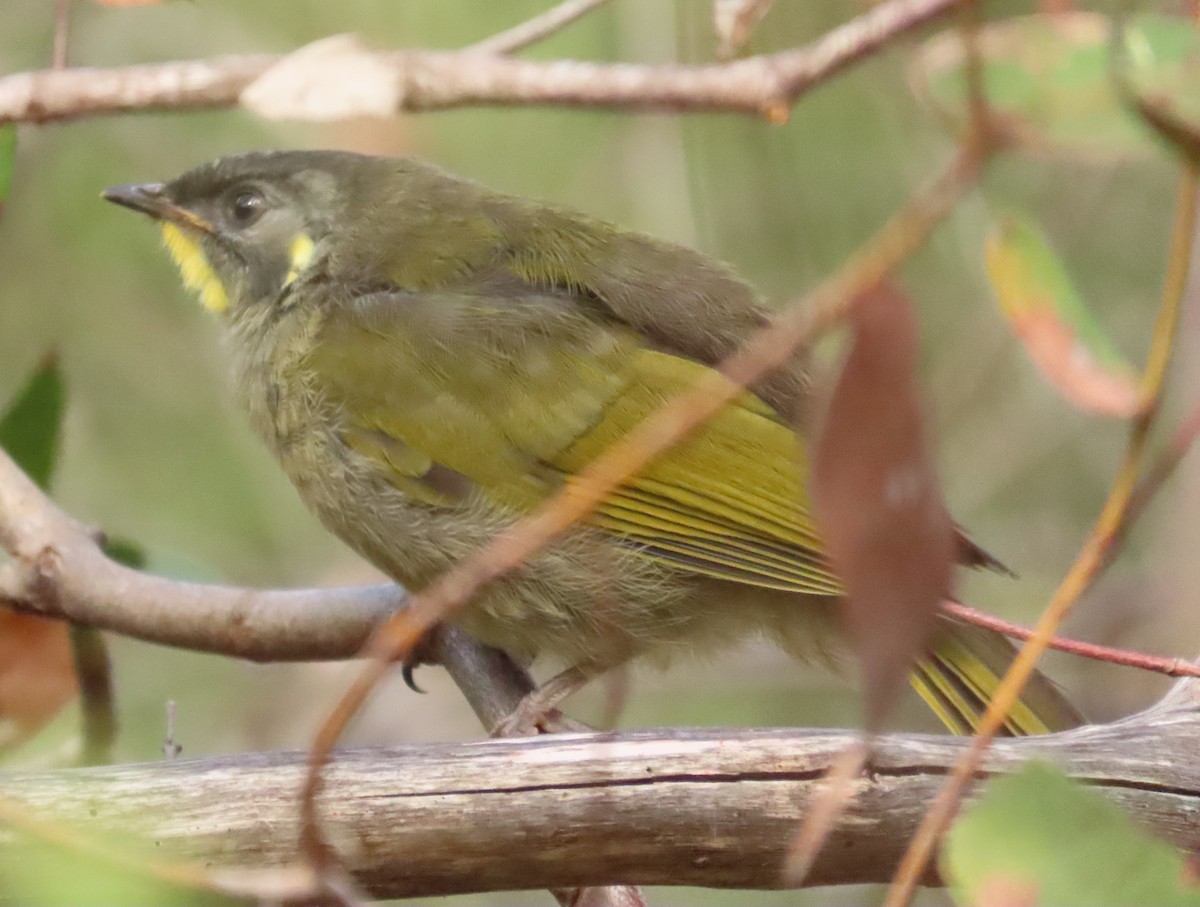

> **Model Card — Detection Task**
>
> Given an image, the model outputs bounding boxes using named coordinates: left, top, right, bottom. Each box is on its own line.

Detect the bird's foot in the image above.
left=490, top=700, right=567, bottom=737
left=401, top=626, right=443, bottom=693
left=490, top=665, right=593, bottom=737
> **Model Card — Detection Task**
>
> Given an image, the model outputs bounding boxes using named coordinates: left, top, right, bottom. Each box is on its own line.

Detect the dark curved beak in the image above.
left=102, top=183, right=215, bottom=234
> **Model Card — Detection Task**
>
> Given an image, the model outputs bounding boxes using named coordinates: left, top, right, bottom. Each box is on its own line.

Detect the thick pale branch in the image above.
left=0, top=0, right=957, bottom=124
left=0, top=446, right=546, bottom=738
left=0, top=447, right=398, bottom=661
left=1, top=706, right=1197, bottom=899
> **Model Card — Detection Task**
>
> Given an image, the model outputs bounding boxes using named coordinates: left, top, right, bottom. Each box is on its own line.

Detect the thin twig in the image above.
left=1112, top=397, right=1200, bottom=567
left=299, top=142, right=989, bottom=879
left=959, top=0, right=989, bottom=149
left=0, top=0, right=958, bottom=124
left=467, top=0, right=614, bottom=56
left=52, top=0, right=70, bottom=71
left=884, top=166, right=1199, bottom=907
left=947, top=396, right=1200, bottom=669
left=941, top=601, right=1200, bottom=679
left=714, top=0, right=778, bottom=59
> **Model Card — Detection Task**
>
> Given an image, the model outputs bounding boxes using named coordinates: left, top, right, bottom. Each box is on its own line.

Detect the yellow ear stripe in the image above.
left=160, top=223, right=229, bottom=313
left=285, top=233, right=315, bottom=286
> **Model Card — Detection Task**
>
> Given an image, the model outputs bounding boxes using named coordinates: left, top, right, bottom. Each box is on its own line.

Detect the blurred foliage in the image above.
left=0, top=1, right=1197, bottom=904
left=0, top=840, right=222, bottom=907
left=943, top=762, right=1200, bottom=906
left=0, top=354, right=64, bottom=490
left=913, top=12, right=1200, bottom=159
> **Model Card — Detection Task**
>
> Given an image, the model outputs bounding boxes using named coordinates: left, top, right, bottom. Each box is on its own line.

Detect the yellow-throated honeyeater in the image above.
left=104, top=151, right=1082, bottom=735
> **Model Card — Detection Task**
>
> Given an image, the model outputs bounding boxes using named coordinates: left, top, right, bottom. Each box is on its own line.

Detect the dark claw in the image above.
left=401, top=660, right=425, bottom=694
left=399, top=624, right=443, bottom=693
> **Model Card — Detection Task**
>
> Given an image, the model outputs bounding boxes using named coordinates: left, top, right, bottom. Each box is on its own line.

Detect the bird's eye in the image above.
left=229, top=189, right=265, bottom=226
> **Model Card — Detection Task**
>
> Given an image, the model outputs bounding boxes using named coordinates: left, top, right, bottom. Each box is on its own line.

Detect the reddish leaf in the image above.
left=812, top=283, right=954, bottom=732
left=0, top=357, right=77, bottom=749
left=1008, top=308, right=1142, bottom=416
left=986, top=216, right=1142, bottom=418
left=977, top=876, right=1040, bottom=907
left=0, top=610, right=75, bottom=749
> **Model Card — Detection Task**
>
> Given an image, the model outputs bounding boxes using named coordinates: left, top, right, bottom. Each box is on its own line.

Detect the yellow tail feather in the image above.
left=911, top=620, right=1084, bottom=736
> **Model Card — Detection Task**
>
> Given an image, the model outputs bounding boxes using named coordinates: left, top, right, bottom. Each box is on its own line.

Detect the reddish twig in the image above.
left=942, top=601, right=1200, bottom=679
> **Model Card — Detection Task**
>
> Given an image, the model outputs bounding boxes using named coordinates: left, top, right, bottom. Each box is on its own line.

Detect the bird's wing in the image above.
left=549, top=349, right=838, bottom=593
left=308, top=289, right=839, bottom=595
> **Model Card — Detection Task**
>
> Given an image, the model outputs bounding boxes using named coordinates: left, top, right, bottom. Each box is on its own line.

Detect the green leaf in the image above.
left=943, top=762, right=1200, bottom=907
left=985, top=214, right=1141, bottom=418
left=0, top=355, right=66, bottom=489
left=102, top=536, right=147, bottom=570
left=0, top=124, right=13, bottom=208
left=911, top=13, right=1200, bottom=160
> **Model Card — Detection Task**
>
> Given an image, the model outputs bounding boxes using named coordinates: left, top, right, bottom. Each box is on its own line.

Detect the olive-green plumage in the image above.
left=104, top=150, right=1082, bottom=735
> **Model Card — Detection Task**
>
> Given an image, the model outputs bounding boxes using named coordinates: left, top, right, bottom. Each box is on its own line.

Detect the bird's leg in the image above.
left=490, top=664, right=596, bottom=738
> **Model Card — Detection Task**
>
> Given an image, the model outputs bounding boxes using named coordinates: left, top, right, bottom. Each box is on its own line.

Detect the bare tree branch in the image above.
left=0, top=0, right=957, bottom=124
left=1, top=700, right=1197, bottom=900
left=0, top=442, right=537, bottom=731
left=0, top=444, right=640, bottom=905
left=0, top=447, right=399, bottom=661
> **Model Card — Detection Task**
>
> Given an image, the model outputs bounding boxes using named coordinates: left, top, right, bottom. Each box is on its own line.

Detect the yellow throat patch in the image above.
left=286, top=233, right=315, bottom=286
left=160, top=222, right=229, bottom=313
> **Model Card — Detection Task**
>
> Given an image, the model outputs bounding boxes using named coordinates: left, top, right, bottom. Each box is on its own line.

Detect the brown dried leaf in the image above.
left=812, top=283, right=954, bottom=731
left=93, top=0, right=161, bottom=5
left=0, top=608, right=76, bottom=749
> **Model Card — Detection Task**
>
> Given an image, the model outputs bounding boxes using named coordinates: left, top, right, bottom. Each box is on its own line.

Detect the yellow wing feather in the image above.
left=548, top=350, right=841, bottom=594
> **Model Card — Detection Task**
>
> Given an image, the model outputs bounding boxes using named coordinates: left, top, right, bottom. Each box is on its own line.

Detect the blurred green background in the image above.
left=1, top=1, right=1197, bottom=904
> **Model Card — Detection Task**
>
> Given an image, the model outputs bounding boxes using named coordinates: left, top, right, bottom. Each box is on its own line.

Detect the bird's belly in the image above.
left=277, top=419, right=787, bottom=668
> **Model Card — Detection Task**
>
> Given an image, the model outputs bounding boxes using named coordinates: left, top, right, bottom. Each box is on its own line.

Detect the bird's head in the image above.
left=103, top=150, right=392, bottom=314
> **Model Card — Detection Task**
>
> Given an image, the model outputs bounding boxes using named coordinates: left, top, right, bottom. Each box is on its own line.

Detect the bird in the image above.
left=103, top=150, right=1083, bottom=736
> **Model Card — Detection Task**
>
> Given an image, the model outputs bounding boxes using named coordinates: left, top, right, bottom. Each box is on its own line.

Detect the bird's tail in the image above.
left=911, top=618, right=1084, bottom=736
